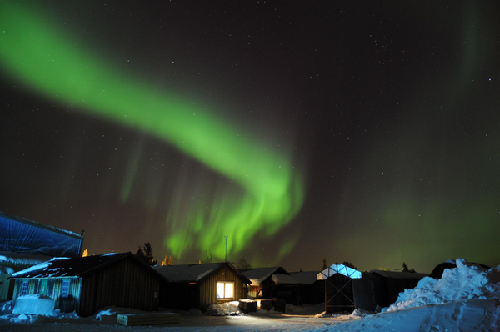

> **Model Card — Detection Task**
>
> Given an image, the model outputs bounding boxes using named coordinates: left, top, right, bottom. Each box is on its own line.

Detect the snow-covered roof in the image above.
left=317, top=264, right=362, bottom=280
left=289, top=270, right=321, bottom=284
left=11, top=252, right=166, bottom=280
left=0, top=251, right=55, bottom=265
left=241, top=267, right=287, bottom=285
left=155, top=262, right=250, bottom=284
left=272, top=273, right=299, bottom=285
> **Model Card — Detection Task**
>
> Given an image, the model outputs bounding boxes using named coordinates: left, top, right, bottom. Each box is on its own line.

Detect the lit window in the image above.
left=216, top=281, right=234, bottom=299
left=21, top=281, right=28, bottom=296
left=61, top=280, right=70, bottom=298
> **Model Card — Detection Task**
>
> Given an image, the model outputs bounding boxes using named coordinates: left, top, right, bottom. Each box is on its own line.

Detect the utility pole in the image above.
left=224, top=235, right=228, bottom=262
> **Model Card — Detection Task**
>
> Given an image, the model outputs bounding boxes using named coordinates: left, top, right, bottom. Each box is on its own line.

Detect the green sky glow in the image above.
left=0, top=3, right=304, bottom=259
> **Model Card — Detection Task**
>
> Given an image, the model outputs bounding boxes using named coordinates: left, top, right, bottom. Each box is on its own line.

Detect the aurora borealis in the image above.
left=1, top=1, right=499, bottom=273
left=0, top=2, right=303, bottom=261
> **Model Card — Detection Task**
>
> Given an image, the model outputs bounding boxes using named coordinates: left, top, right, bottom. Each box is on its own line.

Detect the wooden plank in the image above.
left=117, top=313, right=180, bottom=326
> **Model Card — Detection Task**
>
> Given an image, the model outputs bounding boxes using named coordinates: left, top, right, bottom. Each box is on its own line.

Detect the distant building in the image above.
left=155, top=262, right=251, bottom=311
left=10, top=252, right=167, bottom=316
left=289, top=270, right=323, bottom=304
left=353, top=270, right=428, bottom=310
left=240, top=267, right=288, bottom=298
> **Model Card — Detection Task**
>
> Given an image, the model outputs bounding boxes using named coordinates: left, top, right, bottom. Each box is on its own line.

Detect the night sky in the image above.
left=1, top=1, right=499, bottom=273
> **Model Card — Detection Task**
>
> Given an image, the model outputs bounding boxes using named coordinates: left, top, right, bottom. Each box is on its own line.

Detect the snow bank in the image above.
left=206, top=301, right=241, bottom=315
left=331, top=299, right=500, bottom=332
left=327, top=259, right=500, bottom=331
left=385, top=259, right=500, bottom=312
left=12, top=294, right=55, bottom=315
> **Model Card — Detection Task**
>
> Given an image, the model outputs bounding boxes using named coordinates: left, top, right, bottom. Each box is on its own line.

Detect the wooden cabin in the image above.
left=240, top=267, right=288, bottom=299
left=155, top=262, right=251, bottom=311
left=9, top=252, right=167, bottom=316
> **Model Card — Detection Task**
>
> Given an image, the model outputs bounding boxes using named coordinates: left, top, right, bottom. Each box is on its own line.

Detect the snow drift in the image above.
left=385, top=259, right=500, bottom=312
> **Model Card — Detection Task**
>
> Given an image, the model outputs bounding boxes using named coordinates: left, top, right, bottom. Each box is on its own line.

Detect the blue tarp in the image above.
left=0, top=212, right=83, bottom=258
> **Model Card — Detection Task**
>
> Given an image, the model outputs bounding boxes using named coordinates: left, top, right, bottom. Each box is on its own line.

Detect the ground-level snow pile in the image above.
left=12, top=294, right=55, bottom=315
left=206, top=301, right=241, bottom=315
left=326, top=299, right=500, bottom=332
left=324, top=259, right=500, bottom=331
left=385, top=259, right=500, bottom=312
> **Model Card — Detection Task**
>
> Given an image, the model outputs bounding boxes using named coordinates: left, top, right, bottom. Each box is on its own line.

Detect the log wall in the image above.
left=11, top=277, right=82, bottom=313
left=79, top=257, right=161, bottom=316
left=198, top=266, right=248, bottom=311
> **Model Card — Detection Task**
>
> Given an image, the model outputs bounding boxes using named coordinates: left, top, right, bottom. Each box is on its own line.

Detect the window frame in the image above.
left=61, top=279, right=70, bottom=298
left=20, top=281, right=28, bottom=296
left=216, top=281, right=235, bottom=300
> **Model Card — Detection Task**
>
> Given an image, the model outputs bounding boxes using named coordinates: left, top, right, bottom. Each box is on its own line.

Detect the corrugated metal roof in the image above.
left=0, top=211, right=82, bottom=239
left=155, top=262, right=251, bottom=284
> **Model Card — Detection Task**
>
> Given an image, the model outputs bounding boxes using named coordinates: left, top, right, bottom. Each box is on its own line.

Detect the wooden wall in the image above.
left=79, top=257, right=161, bottom=316
left=198, top=266, right=248, bottom=311
left=11, top=278, right=82, bottom=313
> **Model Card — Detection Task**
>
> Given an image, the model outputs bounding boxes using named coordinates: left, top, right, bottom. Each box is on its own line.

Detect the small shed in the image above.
left=155, top=262, right=251, bottom=311
left=352, top=270, right=428, bottom=310
left=317, top=264, right=363, bottom=313
left=10, top=252, right=167, bottom=316
left=240, top=267, right=288, bottom=298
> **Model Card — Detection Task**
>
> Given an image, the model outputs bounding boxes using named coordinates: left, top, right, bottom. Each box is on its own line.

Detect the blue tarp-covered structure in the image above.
left=0, top=212, right=83, bottom=258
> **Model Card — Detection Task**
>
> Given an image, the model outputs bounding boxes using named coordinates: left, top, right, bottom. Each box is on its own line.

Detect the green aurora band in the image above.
left=0, top=3, right=304, bottom=259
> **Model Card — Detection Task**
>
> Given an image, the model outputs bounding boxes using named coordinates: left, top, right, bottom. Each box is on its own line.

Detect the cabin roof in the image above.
left=155, top=262, right=251, bottom=284
left=289, top=270, right=321, bottom=284
left=370, top=270, right=428, bottom=280
left=240, top=267, right=287, bottom=285
left=272, top=273, right=300, bottom=285
left=10, top=252, right=167, bottom=281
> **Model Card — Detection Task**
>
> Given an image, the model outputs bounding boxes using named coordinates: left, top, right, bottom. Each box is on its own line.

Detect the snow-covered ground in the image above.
left=1, top=259, right=499, bottom=331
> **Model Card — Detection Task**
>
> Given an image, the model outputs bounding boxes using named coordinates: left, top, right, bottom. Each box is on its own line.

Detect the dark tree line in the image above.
left=136, top=242, right=157, bottom=266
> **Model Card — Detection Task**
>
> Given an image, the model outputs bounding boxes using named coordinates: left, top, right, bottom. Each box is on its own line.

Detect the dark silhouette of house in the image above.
left=240, top=267, right=288, bottom=299
left=430, top=260, right=490, bottom=279
left=353, top=270, right=428, bottom=310
left=155, top=262, right=251, bottom=311
left=10, top=252, right=167, bottom=316
left=289, top=270, right=323, bottom=304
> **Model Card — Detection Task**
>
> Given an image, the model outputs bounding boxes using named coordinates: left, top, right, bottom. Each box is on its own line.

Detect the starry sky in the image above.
left=1, top=1, right=499, bottom=273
